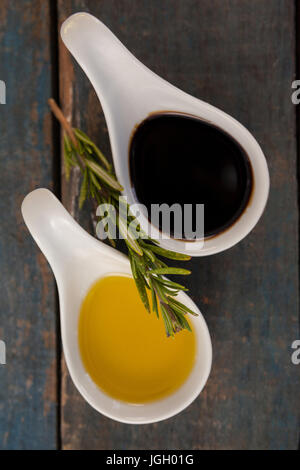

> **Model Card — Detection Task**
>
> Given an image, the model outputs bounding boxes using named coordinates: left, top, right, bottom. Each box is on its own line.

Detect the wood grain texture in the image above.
left=57, top=0, right=300, bottom=449
left=0, top=1, right=58, bottom=449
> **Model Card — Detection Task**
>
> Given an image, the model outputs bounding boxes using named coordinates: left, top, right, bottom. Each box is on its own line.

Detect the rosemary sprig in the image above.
left=48, top=98, right=198, bottom=337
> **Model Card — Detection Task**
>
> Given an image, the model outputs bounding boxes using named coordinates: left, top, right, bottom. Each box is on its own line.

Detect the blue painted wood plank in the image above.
left=0, top=1, right=57, bottom=449
left=58, top=0, right=299, bottom=449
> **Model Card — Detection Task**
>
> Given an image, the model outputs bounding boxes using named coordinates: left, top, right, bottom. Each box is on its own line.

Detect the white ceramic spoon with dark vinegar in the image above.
left=61, top=12, right=269, bottom=256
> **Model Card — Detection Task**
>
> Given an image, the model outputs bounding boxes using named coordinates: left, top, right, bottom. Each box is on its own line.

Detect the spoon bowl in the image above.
left=21, top=188, right=212, bottom=424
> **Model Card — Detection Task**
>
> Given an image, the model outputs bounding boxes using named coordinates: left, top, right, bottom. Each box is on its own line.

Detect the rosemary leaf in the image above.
left=145, top=243, right=191, bottom=261
left=118, top=216, right=143, bottom=256
left=79, top=168, right=89, bottom=209
left=154, top=277, right=189, bottom=291
left=153, top=258, right=168, bottom=269
left=168, top=296, right=198, bottom=316
left=132, top=252, right=147, bottom=275
left=157, top=285, right=179, bottom=296
left=64, top=134, right=72, bottom=153
left=172, top=308, right=191, bottom=332
left=74, top=128, right=111, bottom=170
left=89, top=170, right=102, bottom=191
left=149, top=278, right=159, bottom=318
left=92, top=144, right=112, bottom=171
left=142, top=246, right=156, bottom=263
left=63, top=135, right=73, bottom=180
left=63, top=153, right=71, bottom=181
left=76, top=138, right=85, bottom=156
left=129, top=251, right=138, bottom=279
left=150, top=267, right=191, bottom=276
left=86, top=159, right=123, bottom=192
left=151, top=278, right=168, bottom=304
left=130, top=256, right=150, bottom=312
left=162, top=302, right=183, bottom=333
left=160, top=303, right=174, bottom=337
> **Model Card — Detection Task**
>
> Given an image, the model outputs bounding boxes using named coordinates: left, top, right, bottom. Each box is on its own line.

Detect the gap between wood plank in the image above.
left=294, top=0, right=300, bottom=450
left=49, top=0, right=62, bottom=451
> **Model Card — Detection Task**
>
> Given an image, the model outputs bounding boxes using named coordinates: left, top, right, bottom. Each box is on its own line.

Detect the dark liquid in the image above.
left=129, top=113, right=253, bottom=238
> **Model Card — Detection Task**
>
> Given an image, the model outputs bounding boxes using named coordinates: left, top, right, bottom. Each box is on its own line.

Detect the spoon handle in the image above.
left=60, top=13, right=151, bottom=114
left=21, top=188, right=126, bottom=278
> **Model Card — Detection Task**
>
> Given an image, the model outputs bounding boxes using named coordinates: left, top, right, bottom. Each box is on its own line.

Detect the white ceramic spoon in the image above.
left=21, top=188, right=212, bottom=424
left=61, top=12, right=269, bottom=256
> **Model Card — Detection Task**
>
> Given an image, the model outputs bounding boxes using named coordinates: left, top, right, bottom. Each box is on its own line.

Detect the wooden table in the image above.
left=0, top=0, right=299, bottom=450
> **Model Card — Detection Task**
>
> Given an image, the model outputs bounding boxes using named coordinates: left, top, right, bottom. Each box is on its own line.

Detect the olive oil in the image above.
left=78, top=275, right=196, bottom=404
left=129, top=113, right=253, bottom=238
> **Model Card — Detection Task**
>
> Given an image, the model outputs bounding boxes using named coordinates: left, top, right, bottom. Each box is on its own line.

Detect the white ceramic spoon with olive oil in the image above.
left=22, top=188, right=212, bottom=424
left=61, top=12, right=269, bottom=256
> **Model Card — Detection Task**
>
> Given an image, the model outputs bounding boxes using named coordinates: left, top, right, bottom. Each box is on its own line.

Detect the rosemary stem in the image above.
left=48, top=98, right=85, bottom=171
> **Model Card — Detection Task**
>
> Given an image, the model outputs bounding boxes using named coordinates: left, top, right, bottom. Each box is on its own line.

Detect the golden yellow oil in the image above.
left=78, top=275, right=196, bottom=404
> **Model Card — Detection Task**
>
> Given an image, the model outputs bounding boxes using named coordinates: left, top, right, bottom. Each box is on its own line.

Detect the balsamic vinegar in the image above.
left=129, top=113, right=253, bottom=238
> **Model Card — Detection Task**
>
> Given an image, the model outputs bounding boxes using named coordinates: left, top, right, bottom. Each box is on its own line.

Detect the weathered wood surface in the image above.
left=0, top=0, right=298, bottom=450
left=57, top=0, right=299, bottom=450
left=0, top=1, right=58, bottom=449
